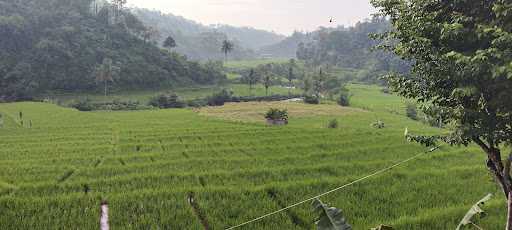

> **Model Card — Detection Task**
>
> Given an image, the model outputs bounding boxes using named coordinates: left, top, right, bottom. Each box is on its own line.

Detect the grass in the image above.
left=0, top=84, right=506, bottom=229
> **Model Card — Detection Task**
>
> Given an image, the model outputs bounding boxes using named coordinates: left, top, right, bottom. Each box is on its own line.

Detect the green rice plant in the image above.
left=0, top=86, right=504, bottom=229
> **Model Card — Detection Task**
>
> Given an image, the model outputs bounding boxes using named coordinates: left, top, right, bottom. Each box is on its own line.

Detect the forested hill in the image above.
left=131, top=8, right=285, bottom=60
left=259, top=31, right=315, bottom=58
left=0, top=0, right=226, bottom=101
left=262, top=17, right=409, bottom=83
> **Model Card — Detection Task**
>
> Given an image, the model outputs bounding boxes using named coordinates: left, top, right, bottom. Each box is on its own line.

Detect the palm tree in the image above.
left=247, top=69, right=259, bottom=95
left=287, top=65, right=295, bottom=96
left=262, top=64, right=273, bottom=96
left=221, top=40, right=234, bottom=62
left=94, top=58, right=120, bottom=97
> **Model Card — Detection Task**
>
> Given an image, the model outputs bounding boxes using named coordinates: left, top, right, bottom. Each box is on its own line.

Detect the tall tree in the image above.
left=262, top=64, right=274, bottom=96
left=111, top=0, right=127, bottom=21
left=313, top=68, right=325, bottom=97
left=372, top=0, right=512, bottom=228
left=94, top=58, right=120, bottom=97
left=287, top=59, right=296, bottom=96
left=245, top=68, right=259, bottom=95
left=221, top=40, right=234, bottom=62
left=163, top=35, right=176, bottom=51
left=142, top=26, right=159, bottom=44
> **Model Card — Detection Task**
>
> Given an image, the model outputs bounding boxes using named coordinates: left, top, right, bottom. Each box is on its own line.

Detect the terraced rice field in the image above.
left=0, top=86, right=506, bottom=229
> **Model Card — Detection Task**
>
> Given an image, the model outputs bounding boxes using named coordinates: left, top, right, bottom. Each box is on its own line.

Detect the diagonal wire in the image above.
left=225, top=146, right=441, bottom=230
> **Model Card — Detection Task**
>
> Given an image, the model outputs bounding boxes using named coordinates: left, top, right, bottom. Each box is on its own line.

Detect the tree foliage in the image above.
left=372, top=0, right=512, bottom=201
left=163, top=35, right=176, bottom=50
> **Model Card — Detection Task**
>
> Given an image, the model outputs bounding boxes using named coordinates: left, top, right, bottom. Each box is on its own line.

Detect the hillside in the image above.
left=0, top=85, right=504, bottom=229
left=131, top=8, right=285, bottom=60
left=259, top=31, right=314, bottom=58
left=0, top=0, right=226, bottom=101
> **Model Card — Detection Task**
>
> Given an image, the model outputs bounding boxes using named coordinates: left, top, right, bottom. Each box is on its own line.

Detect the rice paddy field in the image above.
left=0, top=84, right=506, bottom=229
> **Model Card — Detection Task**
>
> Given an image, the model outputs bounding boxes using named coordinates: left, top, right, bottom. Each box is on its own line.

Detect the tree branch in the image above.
left=473, top=137, right=491, bottom=153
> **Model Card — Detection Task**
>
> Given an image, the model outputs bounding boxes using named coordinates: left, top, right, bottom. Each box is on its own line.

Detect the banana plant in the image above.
left=456, top=194, right=493, bottom=230
left=312, top=199, right=352, bottom=230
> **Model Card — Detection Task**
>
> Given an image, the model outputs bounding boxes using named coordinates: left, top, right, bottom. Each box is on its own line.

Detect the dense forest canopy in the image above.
left=131, top=8, right=285, bottom=60
left=296, top=17, right=410, bottom=79
left=259, top=31, right=315, bottom=58
left=0, top=0, right=226, bottom=101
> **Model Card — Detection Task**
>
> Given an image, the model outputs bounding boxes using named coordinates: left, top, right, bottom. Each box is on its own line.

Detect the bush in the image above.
left=371, top=120, right=385, bottom=129
left=103, top=100, right=150, bottom=111
left=304, top=95, right=320, bottom=104
left=72, top=99, right=150, bottom=111
left=406, top=103, right=418, bottom=120
left=265, top=108, right=288, bottom=121
left=186, top=99, right=208, bottom=108
left=337, top=91, right=351, bottom=106
left=72, top=99, right=95, bottom=111
left=327, top=119, right=339, bottom=128
left=149, top=92, right=186, bottom=109
left=207, top=89, right=233, bottom=106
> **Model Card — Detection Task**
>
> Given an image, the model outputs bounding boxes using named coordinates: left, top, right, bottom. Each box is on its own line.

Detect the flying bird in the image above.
left=329, top=17, right=333, bottom=23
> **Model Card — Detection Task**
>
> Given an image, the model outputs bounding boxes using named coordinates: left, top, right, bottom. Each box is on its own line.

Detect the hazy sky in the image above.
left=128, top=0, right=376, bottom=35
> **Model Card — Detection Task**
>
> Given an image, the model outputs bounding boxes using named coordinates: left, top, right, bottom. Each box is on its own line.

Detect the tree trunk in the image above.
left=289, top=80, right=292, bottom=96
left=104, top=81, right=108, bottom=98
left=507, top=192, right=512, bottom=230
left=473, top=138, right=512, bottom=229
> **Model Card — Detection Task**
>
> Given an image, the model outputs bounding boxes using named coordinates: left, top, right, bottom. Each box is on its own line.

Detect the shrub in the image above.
left=72, top=99, right=95, bottom=111
left=149, top=92, right=186, bottom=109
left=103, top=100, right=150, bottom=111
left=72, top=99, right=150, bottom=111
left=337, top=91, right=351, bottom=106
left=371, top=120, right=385, bottom=129
left=406, top=103, right=418, bottom=120
left=207, top=89, right=233, bottom=106
left=304, top=95, right=320, bottom=104
left=327, top=119, right=339, bottom=128
left=186, top=99, right=208, bottom=108
left=265, top=108, right=288, bottom=121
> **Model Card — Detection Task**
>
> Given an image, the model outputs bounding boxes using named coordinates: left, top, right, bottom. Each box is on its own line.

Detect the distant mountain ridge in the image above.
left=131, top=8, right=286, bottom=60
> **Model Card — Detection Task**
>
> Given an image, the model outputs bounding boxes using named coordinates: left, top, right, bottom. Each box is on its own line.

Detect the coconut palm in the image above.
left=221, top=40, right=234, bottom=62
